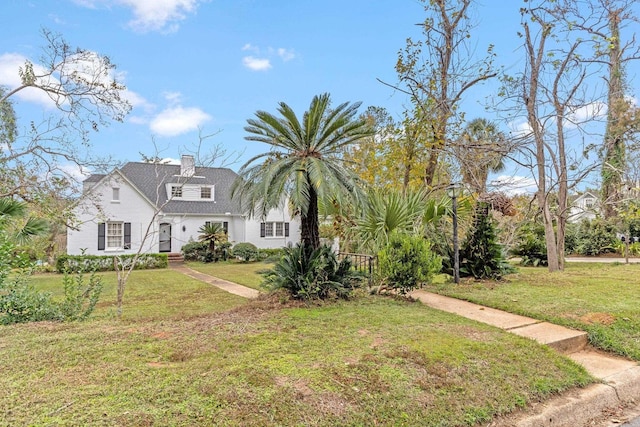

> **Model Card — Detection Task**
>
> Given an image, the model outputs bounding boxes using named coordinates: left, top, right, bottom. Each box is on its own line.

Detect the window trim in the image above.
left=200, top=186, right=212, bottom=199
left=260, top=221, right=290, bottom=238
left=171, top=185, right=183, bottom=198
left=106, top=221, right=124, bottom=250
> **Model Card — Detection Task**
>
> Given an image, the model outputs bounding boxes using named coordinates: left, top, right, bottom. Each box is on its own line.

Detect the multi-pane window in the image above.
left=261, top=222, right=288, bottom=238
left=201, top=187, right=212, bottom=199
left=264, top=222, right=274, bottom=236
left=107, top=222, right=123, bottom=249
left=585, top=198, right=594, bottom=208
left=171, top=185, right=183, bottom=198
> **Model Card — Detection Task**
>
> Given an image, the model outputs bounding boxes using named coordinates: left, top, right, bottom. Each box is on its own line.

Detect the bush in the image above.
left=0, top=275, right=60, bottom=325
left=262, top=244, right=362, bottom=300
left=459, top=204, right=515, bottom=280
left=58, top=269, right=104, bottom=321
left=376, top=232, right=442, bottom=295
left=182, top=241, right=209, bottom=261
left=571, top=219, right=617, bottom=256
left=258, top=248, right=285, bottom=262
left=56, top=253, right=168, bottom=273
left=511, top=223, right=548, bottom=267
left=233, top=242, right=259, bottom=262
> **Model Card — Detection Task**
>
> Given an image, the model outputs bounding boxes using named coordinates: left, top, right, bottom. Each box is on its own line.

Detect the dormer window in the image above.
left=171, top=185, right=183, bottom=198
left=585, top=198, right=594, bottom=208
left=201, top=187, right=212, bottom=199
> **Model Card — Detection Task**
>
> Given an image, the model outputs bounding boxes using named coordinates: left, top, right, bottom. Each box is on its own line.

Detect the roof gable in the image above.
left=115, top=162, right=242, bottom=215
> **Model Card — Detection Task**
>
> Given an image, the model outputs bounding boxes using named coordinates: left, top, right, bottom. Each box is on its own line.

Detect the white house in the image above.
left=568, top=191, right=600, bottom=223
left=67, top=155, right=300, bottom=256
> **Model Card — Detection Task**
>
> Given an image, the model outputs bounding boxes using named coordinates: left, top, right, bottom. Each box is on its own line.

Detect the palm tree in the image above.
left=0, top=198, right=48, bottom=244
left=197, top=222, right=226, bottom=254
left=455, top=118, right=509, bottom=194
left=232, top=93, right=373, bottom=250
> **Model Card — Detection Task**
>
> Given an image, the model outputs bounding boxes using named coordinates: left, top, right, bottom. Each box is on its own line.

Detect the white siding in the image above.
left=243, top=209, right=301, bottom=249
left=67, top=174, right=157, bottom=255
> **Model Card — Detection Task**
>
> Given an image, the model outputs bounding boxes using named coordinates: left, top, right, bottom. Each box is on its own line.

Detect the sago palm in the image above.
left=197, top=222, right=226, bottom=254
left=232, top=93, right=373, bottom=250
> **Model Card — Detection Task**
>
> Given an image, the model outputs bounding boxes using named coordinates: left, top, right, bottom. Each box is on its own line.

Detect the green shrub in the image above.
left=182, top=241, right=209, bottom=261
left=511, top=223, right=548, bottom=267
left=459, top=204, right=515, bottom=280
left=572, top=219, right=617, bottom=256
left=56, top=253, right=168, bottom=273
left=58, top=269, right=104, bottom=321
left=262, top=244, right=362, bottom=300
left=376, top=232, right=441, bottom=295
left=258, top=248, right=285, bottom=262
left=0, top=275, right=60, bottom=325
left=233, top=242, right=259, bottom=262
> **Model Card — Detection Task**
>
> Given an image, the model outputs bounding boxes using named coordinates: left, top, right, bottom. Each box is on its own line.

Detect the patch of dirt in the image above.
left=580, top=312, right=616, bottom=325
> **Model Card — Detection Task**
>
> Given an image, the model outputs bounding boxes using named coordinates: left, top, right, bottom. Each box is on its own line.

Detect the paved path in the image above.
left=410, top=290, right=640, bottom=427
left=169, top=263, right=260, bottom=299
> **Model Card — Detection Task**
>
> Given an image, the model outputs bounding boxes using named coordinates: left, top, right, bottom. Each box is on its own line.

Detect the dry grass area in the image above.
left=0, top=269, right=593, bottom=426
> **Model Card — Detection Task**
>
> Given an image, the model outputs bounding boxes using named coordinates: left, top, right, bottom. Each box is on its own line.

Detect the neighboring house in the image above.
left=67, top=155, right=300, bottom=256
left=568, top=191, right=600, bottom=223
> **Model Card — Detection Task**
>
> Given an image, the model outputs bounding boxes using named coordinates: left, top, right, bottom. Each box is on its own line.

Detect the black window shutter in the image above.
left=223, top=221, right=228, bottom=234
left=124, top=222, right=131, bottom=249
left=98, top=223, right=105, bottom=250
left=285, top=222, right=290, bottom=237
left=260, top=222, right=266, bottom=237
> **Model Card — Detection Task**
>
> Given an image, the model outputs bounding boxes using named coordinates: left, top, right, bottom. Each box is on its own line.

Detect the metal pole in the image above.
left=452, top=194, right=460, bottom=284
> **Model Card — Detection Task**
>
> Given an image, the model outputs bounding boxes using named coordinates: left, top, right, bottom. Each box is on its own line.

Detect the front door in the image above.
left=159, top=223, right=171, bottom=252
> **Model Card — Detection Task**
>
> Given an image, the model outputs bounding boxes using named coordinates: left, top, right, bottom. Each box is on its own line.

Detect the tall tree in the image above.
left=454, top=118, right=509, bottom=194
left=232, top=93, right=373, bottom=250
left=499, top=1, right=600, bottom=272
left=342, top=106, right=432, bottom=195
left=384, top=0, right=497, bottom=187
left=557, top=0, right=640, bottom=218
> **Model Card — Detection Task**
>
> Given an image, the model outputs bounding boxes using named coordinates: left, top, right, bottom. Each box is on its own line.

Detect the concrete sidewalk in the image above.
left=169, top=264, right=261, bottom=299
left=411, top=290, right=640, bottom=427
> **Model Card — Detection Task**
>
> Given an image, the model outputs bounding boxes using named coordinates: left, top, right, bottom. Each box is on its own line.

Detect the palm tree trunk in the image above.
left=301, top=184, right=320, bottom=249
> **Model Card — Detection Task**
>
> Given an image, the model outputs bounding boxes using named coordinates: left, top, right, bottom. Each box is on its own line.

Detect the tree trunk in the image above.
left=601, top=8, right=624, bottom=219
left=300, top=183, right=320, bottom=250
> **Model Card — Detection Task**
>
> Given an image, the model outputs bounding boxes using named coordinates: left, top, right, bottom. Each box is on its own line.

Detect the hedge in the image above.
left=56, top=254, right=168, bottom=273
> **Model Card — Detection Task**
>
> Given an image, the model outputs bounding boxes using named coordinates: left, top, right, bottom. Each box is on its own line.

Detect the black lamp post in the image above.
left=447, top=183, right=462, bottom=284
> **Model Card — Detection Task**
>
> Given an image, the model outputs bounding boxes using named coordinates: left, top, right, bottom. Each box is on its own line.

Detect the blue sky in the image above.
left=2, top=0, right=637, bottom=193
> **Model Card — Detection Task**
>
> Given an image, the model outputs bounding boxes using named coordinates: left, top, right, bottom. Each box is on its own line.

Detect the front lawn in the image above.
left=425, top=262, right=640, bottom=360
left=0, top=269, right=593, bottom=426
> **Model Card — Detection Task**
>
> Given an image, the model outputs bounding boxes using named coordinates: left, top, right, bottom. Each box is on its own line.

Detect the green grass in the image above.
left=425, top=262, right=640, bottom=360
left=27, top=269, right=248, bottom=321
left=0, top=268, right=593, bottom=426
left=186, top=260, right=273, bottom=290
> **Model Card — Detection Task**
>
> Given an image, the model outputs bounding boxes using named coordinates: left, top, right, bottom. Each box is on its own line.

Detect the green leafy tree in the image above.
left=232, top=93, right=373, bottom=250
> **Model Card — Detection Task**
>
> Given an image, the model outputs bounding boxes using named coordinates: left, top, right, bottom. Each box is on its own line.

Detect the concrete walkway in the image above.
left=169, top=263, right=261, bottom=299
left=411, top=290, right=640, bottom=427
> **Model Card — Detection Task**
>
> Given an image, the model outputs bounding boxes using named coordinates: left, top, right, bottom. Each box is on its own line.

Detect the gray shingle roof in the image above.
left=98, top=162, right=242, bottom=215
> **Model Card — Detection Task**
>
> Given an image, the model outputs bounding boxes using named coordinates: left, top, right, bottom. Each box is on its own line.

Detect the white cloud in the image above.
left=0, top=53, right=57, bottom=108
left=241, top=45, right=296, bottom=70
left=489, top=175, right=537, bottom=196
left=150, top=105, right=211, bottom=137
left=242, top=56, right=272, bottom=71
left=73, top=0, right=203, bottom=33
left=277, top=48, right=295, bottom=62
left=569, top=101, right=607, bottom=123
